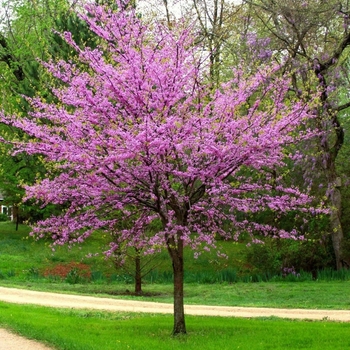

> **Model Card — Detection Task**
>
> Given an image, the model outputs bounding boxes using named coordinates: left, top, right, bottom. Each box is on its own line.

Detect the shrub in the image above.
left=43, top=262, right=91, bottom=281
left=0, top=213, right=9, bottom=222
left=65, top=268, right=81, bottom=284
left=244, top=236, right=334, bottom=278
left=244, top=240, right=282, bottom=276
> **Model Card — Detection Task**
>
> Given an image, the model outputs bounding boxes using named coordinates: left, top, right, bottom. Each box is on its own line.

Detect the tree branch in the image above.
left=0, top=33, right=25, bottom=81
left=335, top=100, right=350, bottom=112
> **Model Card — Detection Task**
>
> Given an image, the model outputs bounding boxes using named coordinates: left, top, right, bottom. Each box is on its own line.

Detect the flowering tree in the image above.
left=0, top=1, right=321, bottom=334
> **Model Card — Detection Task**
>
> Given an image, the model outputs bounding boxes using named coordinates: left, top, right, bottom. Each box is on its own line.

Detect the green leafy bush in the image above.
left=65, top=268, right=82, bottom=284
left=0, top=213, right=9, bottom=222
left=244, top=236, right=334, bottom=279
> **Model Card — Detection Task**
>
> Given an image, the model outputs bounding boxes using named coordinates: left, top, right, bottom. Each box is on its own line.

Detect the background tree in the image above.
left=156, top=0, right=242, bottom=84
left=111, top=210, right=162, bottom=295
left=0, top=0, right=103, bottom=223
left=237, top=0, right=350, bottom=269
left=154, top=0, right=336, bottom=275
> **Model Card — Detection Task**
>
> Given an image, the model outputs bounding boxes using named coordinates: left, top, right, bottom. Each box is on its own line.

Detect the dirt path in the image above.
left=0, top=286, right=349, bottom=349
left=0, top=328, right=53, bottom=350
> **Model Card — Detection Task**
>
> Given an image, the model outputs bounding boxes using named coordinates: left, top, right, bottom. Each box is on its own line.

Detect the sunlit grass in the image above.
left=0, top=302, right=349, bottom=350
left=1, top=280, right=350, bottom=310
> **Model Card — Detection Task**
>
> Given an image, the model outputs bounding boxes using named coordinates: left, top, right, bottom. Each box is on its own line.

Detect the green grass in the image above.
left=0, top=222, right=245, bottom=278
left=1, top=279, right=350, bottom=310
left=0, top=222, right=115, bottom=277
left=2, top=221, right=349, bottom=286
left=1, top=222, right=350, bottom=349
left=0, top=302, right=349, bottom=350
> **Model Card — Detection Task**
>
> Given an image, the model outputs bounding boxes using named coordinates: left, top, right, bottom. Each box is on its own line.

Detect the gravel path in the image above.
left=0, top=286, right=349, bottom=349
left=0, top=328, right=52, bottom=350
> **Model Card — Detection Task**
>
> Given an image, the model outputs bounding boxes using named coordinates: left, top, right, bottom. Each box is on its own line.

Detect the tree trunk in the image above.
left=134, top=249, right=142, bottom=295
left=314, top=63, right=345, bottom=270
left=161, top=209, right=187, bottom=334
left=167, top=237, right=186, bottom=335
left=172, top=251, right=185, bottom=334
left=329, top=177, right=344, bottom=270
left=13, top=205, right=19, bottom=231
left=321, top=118, right=344, bottom=270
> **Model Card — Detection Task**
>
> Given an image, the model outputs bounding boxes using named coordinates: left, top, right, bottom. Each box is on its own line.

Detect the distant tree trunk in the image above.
left=327, top=168, right=344, bottom=270
left=134, top=248, right=142, bottom=295
left=315, top=65, right=345, bottom=270
left=13, top=205, right=19, bottom=231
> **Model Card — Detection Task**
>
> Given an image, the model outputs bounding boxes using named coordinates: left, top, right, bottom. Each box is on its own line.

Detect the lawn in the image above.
left=0, top=302, right=349, bottom=350
left=1, top=222, right=350, bottom=349
left=1, top=279, right=350, bottom=310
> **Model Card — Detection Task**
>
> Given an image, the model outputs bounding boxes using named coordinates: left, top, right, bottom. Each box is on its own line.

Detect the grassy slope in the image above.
left=0, top=222, right=239, bottom=278
left=1, top=222, right=350, bottom=310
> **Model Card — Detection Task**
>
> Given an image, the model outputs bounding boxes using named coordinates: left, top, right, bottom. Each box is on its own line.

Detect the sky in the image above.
left=137, top=0, right=243, bottom=19
left=0, top=0, right=244, bottom=30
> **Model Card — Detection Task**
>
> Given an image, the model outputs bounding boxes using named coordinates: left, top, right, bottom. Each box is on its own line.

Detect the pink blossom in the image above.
left=0, top=2, right=322, bottom=257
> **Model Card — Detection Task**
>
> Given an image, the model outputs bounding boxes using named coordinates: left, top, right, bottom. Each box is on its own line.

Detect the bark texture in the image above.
left=170, top=241, right=186, bottom=335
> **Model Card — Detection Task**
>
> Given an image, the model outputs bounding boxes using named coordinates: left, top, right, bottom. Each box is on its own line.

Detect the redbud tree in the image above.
left=0, top=1, right=321, bottom=335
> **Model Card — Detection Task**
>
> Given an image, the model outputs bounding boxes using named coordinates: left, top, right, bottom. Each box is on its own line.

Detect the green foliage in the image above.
left=6, top=270, right=15, bottom=278
left=337, top=110, right=350, bottom=264
left=245, top=235, right=334, bottom=278
left=0, top=213, right=9, bottom=222
left=65, top=268, right=82, bottom=284
left=245, top=241, right=282, bottom=275
left=50, top=12, right=99, bottom=61
left=243, top=209, right=333, bottom=277
left=0, top=0, right=103, bottom=223
left=18, top=202, right=65, bottom=224
left=282, top=239, right=334, bottom=276
left=26, top=267, right=40, bottom=279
